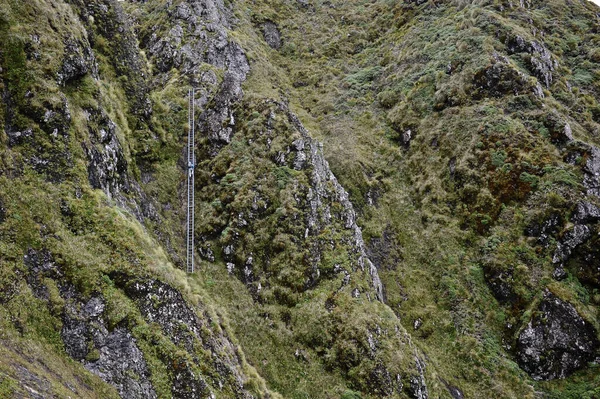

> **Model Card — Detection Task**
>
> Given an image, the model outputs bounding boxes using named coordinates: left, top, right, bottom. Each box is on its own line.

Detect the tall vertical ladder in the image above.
left=186, top=88, right=195, bottom=274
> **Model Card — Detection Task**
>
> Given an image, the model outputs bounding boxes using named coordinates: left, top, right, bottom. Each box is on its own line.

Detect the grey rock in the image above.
left=294, top=348, right=309, bottom=362
left=552, top=265, right=567, bottom=281
left=40, top=95, right=72, bottom=139
left=200, top=245, right=216, bottom=262
left=122, top=278, right=204, bottom=351
left=57, top=38, right=98, bottom=85
left=506, top=35, right=557, bottom=88
left=5, top=93, right=73, bottom=181
left=262, top=21, right=282, bottom=50
left=227, top=262, right=235, bottom=274
left=86, top=328, right=157, bottom=399
left=400, top=129, right=412, bottom=148
left=146, top=0, right=249, bottom=155
left=533, top=81, right=545, bottom=98
left=15, top=365, right=53, bottom=399
left=440, top=379, right=464, bottom=399
left=413, top=318, right=422, bottom=331
left=73, top=1, right=151, bottom=117
left=516, top=291, right=599, bottom=380
left=368, top=362, right=394, bottom=396
left=583, top=146, right=600, bottom=197
left=572, top=201, right=600, bottom=224
left=24, top=248, right=61, bottom=301
left=542, top=112, right=574, bottom=144
left=552, top=224, right=591, bottom=265
left=116, top=276, right=254, bottom=398
left=83, top=107, right=158, bottom=223
left=83, top=109, right=129, bottom=200
left=473, top=53, right=535, bottom=98
left=563, top=123, right=574, bottom=141
left=6, top=127, right=33, bottom=147
left=485, top=269, right=518, bottom=303
left=60, top=287, right=157, bottom=399
left=524, top=213, right=562, bottom=247
left=408, top=355, right=428, bottom=399
left=284, top=103, right=384, bottom=301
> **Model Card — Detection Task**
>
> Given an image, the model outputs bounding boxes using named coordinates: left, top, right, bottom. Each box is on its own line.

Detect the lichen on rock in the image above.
left=516, top=290, right=599, bottom=380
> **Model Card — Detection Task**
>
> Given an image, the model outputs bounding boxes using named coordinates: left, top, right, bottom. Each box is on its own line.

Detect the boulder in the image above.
left=472, top=53, right=535, bottom=99
left=506, top=35, right=557, bottom=88
left=572, top=201, right=600, bottom=224
left=516, top=291, right=599, bottom=380
left=57, top=38, right=98, bottom=85
left=552, top=224, right=591, bottom=266
left=262, top=21, right=282, bottom=50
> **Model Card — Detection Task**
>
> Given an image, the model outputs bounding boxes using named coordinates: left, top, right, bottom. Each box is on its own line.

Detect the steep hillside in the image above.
left=1, top=0, right=600, bottom=398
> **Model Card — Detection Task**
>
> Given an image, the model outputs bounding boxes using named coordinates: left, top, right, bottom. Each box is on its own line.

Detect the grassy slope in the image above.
left=0, top=0, right=272, bottom=397
left=217, top=0, right=600, bottom=398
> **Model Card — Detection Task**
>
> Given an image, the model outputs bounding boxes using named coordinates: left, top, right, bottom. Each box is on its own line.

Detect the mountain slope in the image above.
left=1, top=0, right=600, bottom=398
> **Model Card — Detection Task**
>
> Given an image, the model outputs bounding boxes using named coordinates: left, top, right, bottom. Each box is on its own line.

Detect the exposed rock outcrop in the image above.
left=57, top=37, right=98, bottom=86
left=473, top=53, right=539, bottom=99
left=4, top=91, right=74, bottom=181
left=516, top=291, right=599, bottom=380
left=60, top=286, right=157, bottom=399
left=145, top=0, right=250, bottom=154
left=68, top=0, right=152, bottom=117
left=552, top=224, right=591, bottom=266
left=506, top=35, right=557, bottom=88
left=407, top=355, right=428, bottom=399
left=115, top=276, right=255, bottom=399
left=284, top=104, right=385, bottom=301
left=262, top=21, right=282, bottom=50
left=524, top=212, right=563, bottom=247
left=583, top=145, right=600, bottom=197
left=572, top=201, right=600, bottom=224
left=83, top=108, right=129, bottom=200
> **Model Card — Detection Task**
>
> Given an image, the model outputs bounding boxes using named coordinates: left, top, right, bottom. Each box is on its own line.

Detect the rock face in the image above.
left=484, top=269, right=518, bottom=304
left=524, top=212, right=563, bottom=247
left=214, top=100, right=384, bottom=302
left=69, top=0, right=152, bottom=117
left=145, top=0, right=250, bottom=154
left=82, top=105, right=158, bottom=223
left=116, top=277, right=254, bottom=399
left=285, top=105, right=385, bottom=301
left=83, top=108, right=129, bottom=200
left=60, top=286, right=157, bottom=399
left=572, top=201, right=600, bottom=224
left=408, top=355, right=428, bottom=399
left=262, top=21, right=282, bottom=50
left=516, top=291, right=599, bottom=380
left=505, top=35, right=557, bottom=88
left=552, top=225, right=591, bottom=266
left=4, top=90, right=74, bottom=182
left=23, top=246, right=258, bottom=398
left=473, top=53, right=537, bottom=99
left=57, top=37, right=98, bottom=86
left=583, top=145, right=600, bottom=197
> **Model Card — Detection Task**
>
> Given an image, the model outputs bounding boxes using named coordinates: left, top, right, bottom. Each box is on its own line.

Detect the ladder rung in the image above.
left=186, top=87, right=196, bottom=274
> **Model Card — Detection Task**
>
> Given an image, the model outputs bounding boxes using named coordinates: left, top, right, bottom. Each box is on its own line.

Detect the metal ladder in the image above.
left=186, top=88, right=195, bottom=274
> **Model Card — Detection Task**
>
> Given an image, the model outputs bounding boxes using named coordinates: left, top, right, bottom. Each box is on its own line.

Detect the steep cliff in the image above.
left=1, top=0, right=600, bottom=398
